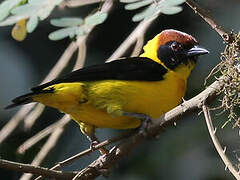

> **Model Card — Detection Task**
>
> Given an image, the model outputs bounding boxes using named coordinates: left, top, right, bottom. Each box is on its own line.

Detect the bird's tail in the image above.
left=5, top=89, right=53, bottom=109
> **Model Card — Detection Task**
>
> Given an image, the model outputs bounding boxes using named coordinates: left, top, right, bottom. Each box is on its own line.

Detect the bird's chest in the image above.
left=123, top=73, right=186, bottom=118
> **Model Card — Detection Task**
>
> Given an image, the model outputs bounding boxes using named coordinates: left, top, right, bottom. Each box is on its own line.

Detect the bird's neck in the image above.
left=140, top=34, right=161, bottom=64
left=172, top=60, right=196, bottom=80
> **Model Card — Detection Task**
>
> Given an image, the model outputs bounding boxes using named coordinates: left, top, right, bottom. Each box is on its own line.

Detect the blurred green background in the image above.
left=0, top=0, right=240, bottom=179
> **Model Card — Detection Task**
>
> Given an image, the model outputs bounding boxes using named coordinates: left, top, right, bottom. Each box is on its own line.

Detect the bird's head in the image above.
left=140, top=29, right=209, bottom=78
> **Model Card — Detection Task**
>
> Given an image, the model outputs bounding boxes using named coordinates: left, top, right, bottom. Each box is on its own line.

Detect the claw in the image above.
left=90, top=140, right=99, bottom=151
left=122, top=112, right=153, bottom=137
left=138, top=115, right=153, bottom=137
left=88, top=135, right=108, bottom=155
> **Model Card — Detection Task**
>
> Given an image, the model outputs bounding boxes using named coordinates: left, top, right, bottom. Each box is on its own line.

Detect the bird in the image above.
left=6, top=29, right=209, bottom=153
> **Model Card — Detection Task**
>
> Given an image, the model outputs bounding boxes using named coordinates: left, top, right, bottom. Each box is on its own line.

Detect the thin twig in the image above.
left=106, top=17, right=157, bottom=62
left=72, top=171, right=82, bottom=180
left=202, top=104, right=240, bottom=179
left=41, top=42, right=79, bottom=84
left=130, top=35, right=144, bottom=57
left=23, top=104, right=45, bottom=130
left=1, top=41, right=79, bottom=144
left=0, top=159, right=77, bottom=179
left=23, top=40, right=79, bottom=130
left=185, top=0, right=234, bottom=43
left=0, top=104, right=35, bottom=143
left=48, top=131, right=133, bottom=172
left=18, top=115, right=71, bottom=154
left=23, top=41, right=79, bottom=130
left=19, top=126, right=65, bottom=180
left=17, top=37, right=87, bottom=154
left=60, top=0, right=101, bottom=8
left=73, top=37, right=87, bottom=70
left=33, top=132, right=133, bottom=180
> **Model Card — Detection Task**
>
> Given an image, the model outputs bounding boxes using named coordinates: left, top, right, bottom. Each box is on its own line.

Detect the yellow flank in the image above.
left=33, top=83, right=87, bottom=112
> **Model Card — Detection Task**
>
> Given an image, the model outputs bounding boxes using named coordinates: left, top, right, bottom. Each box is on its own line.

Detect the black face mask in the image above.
left=157, top=41, right=209, bottom=70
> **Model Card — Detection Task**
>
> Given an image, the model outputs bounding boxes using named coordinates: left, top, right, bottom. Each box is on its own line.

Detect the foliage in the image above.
left=120, top=0, right=185, bottom=22
left=49, top=12, right=108, bottom=40
left=0, top=0, right=185, bottom=41
left=0, top=0, right=64, bottom=32
left=0, top=0, right=25, bottom=21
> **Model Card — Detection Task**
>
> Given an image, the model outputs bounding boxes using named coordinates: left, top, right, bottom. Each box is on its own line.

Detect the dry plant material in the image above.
left=218, top=32, right=240, bottom=128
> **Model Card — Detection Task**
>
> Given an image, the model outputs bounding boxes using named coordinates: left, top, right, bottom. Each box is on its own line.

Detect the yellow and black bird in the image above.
left=6, top=29, right=209, bottom=150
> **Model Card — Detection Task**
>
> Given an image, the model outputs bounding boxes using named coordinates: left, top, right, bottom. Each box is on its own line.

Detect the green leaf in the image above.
left=163, top=0, right=185, bottom=6
left=38, top=6, right=54, bottom=20
left=48, top=26, right=79, bottom=40
left=85, top=12, right=107, bottom=25
left=28, top=0, right=50, bottom=5
left=11, top=4, right=39, bottom=15
left=76, top=27, right=85, bottom=36
left=124, top=0, right=152, bottom=10
left=0, top=13, right=29, bottom=26
left=160, top=6, right=182, bottom=15
left=50, top=17, right=83, bottom=27
left=26, top=15, right=38, bottom=33
left=132, top=4, right=157, bottom=22
left=120, top=0, right=141, bottom=3
left=52, top=0, right=64, bottom=5
left=0, top=0, right=23, bottom=21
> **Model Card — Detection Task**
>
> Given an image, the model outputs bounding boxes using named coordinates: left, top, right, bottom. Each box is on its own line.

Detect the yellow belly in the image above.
left=33, top=71, right=186, bottom=129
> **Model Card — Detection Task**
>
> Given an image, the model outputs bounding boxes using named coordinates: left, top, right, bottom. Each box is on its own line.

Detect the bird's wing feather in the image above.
left=31, top=57, right=167, bottom=92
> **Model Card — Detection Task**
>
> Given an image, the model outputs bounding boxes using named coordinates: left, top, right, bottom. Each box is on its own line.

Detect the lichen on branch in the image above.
left=217, top=32, right=240, bottom=128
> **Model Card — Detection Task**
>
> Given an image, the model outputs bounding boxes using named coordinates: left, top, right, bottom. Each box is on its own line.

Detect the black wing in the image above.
left=32, top=57, right=167, bottom=92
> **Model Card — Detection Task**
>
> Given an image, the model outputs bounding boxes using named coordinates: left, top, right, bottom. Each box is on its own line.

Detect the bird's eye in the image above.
left=171, top=42, right=181, bottom=51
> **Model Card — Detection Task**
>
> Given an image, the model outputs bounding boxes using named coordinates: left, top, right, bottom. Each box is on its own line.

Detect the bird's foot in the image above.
left=122, top=112, right=153, bottom=137
left=89, top=139, right=108, bottom=155
left=90, top=140, right=99, bottom=151
left=138, top=114, right=153, bottom=137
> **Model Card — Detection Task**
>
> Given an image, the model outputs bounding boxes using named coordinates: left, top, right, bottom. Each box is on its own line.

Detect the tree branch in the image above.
left=202, top=104, right=240, bottom=179
left=48, top=131, right=133, bottom=172
left=106, top=17, right=157, bottom=62
left=185, top=0, right=234, bottom=43
left=18, top=115, right=71, bottom=154
left=19, top=125, right=66, bottom=180
left=0, top=159, right=77, bottom=180
left=0, top=40, right=79, bottom=143
left=23, top=104, right=45, bottom=130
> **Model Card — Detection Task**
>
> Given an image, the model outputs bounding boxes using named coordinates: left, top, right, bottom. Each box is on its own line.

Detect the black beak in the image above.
left=187, top=45, right=209, bottom=57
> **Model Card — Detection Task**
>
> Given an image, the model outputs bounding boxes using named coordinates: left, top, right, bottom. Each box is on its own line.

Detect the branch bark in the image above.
left=0, top=159, right=77, bottom=180
left=203, top=104, right=240, bottom=179
left=185, top=0, right=234, bottom=43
